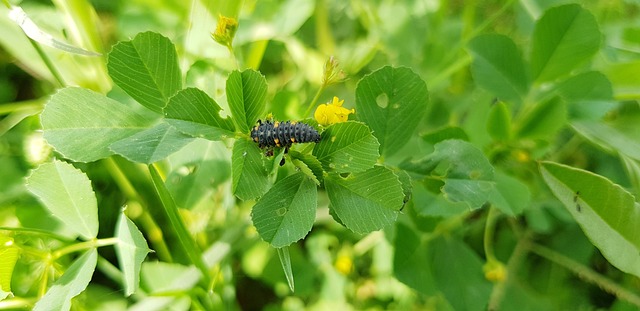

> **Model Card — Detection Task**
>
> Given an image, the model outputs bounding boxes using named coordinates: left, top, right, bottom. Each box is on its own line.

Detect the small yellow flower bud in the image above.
left=322, top=56, right=345, bottom=86
left=314, top=96, right=355, bottom=126
left=483, top=260, right=507, bottom=282
left=211, top=15, right=238, bottom=49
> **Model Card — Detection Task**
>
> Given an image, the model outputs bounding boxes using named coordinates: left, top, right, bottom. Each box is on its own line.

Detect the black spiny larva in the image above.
left=250, top=119, right=321, bottom=149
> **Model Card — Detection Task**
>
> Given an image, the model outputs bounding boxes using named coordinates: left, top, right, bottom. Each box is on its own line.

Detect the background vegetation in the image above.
left=1, top=0, right=640, bottom=310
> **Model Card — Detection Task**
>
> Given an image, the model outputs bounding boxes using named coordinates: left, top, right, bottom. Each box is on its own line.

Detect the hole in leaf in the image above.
left=376, top=93, right=389, bottom=108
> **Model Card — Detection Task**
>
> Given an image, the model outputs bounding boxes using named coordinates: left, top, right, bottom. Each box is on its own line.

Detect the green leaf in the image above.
left=421, top=126, right=469, bottom=144
left=468, top=34, right=529, bottom=103
left=515, top=97, right=566, bottom=139
left=164, top=88, right=235, bottom=140
left=110, top=122, right=194, bottom=164
left=251, top=172, right=317, bottom=247
left=355, top=66, right=429, bottom=157
left=325, top=166, right=403, bottom=234
left=572, top=118, right=640, bottom=161
left=487, top=101, right=512, bottom=141
left=489, top=171, right=531, bottom=216
left=530, top=4, right=601, bottom=83
left=411, top=181, right=469, bottom=217
left=557, top=71, right=614, bottom=120
left=33, top=249, right=97, bottom=311
left=393, top=223, right=437, bottom=295
left=540, top=161, right=640, bottom=277
left=312, top=121, right=380, bottom=174
left=400, top=140, right=495, bottom=210
left=276, top=247, right=295, bottom=292
left=107, top=31, right=182, bottom=113
left=288, top=150, right=323, bottom=185
left=226, top=69, right=267, bottom=133
left=431, top=236, right=492, bottom=311
left=41, top=87, right=156, bottom=162
left=603, top=61, right=640, bottom=98
left=0, top=235, right=20, bottom=293
left=140, top=261, right=198, bottom=294
left=115, top=212, right=151, bottom=296
left=26, top=160, right=98, bottom=240
left=232, top=139, right=270, bottom=200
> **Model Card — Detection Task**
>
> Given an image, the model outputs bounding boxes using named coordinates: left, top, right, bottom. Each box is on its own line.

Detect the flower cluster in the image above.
left=211, top=15, right=238, bottom=49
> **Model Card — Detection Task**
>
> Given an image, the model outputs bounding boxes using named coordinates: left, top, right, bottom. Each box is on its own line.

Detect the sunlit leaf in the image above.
left=41, top=87, right=156, bottom=162
left=164, top=88, right=235, bottom=141
left=107, top=31, right=181, bottom=113
left=33, top=249, right=97, bottom=311
left=251, top=172, right=316, bottom=247
left=540, top=161, right=640, bottom=277
left=0, top=235, right=20, bottom=293
left=232, top=138, right=269, bottom=200
left=325, top=166, right=403, bottom=234
left=312, top=121, right=379, bottom=174
left=226, top=69, right=267, bottom=133
left=26, top=160, right=98, bottom=240
left=115, top=212, right=151, bottom=296
left=355, top=66, right=429, bottom=157
left=110, top=122, right=194, bottom=164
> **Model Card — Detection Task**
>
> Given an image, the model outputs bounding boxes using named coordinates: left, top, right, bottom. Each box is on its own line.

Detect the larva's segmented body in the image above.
left=250, top=120, right=321, bottom=149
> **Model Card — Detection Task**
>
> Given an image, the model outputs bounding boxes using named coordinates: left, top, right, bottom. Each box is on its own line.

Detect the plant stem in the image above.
left=52, top=237, right=118, bottom=259
left=103, top=158, right=173, bottom=262
left=27, top=37, right=66, bottom=87
left=488, top=230, right=531, bottom=310
left=483, top=206, right=499, bottom=262
left=528, top=242, right=640, bottom=307
left=303, top=85, right=325, bottom=118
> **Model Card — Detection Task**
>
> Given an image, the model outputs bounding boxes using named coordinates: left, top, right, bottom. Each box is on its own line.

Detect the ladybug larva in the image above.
left=250, top=119, right=321, bottom=165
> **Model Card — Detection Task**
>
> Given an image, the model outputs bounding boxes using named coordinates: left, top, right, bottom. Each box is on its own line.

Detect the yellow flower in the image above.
left=314, top=96, right=355, bottom=126
left=211, top=15, right=238, bottom=48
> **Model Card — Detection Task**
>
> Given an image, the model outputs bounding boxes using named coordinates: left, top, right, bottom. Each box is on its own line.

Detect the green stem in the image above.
left=528, top=242, right=640, bottom=307
left=27, top=36, right=65, bottom=87
left=483, top=206, right=499, bottom=262
left=0, top=227, right=75, bottom=243
left=488, top=230, right=531, bottom=310
left=315, top=0, right=335, bottom=55
left=103, top=158, right=173, bottom=262
left=148, top=163, right=212, bottom=286
left=302, top=85, right=325, bottom=118
left=52, top=237, right=118, bottom=259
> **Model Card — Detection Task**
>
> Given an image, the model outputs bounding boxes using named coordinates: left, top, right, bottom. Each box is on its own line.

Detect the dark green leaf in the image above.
left=355, top=66, right=429, bottom=157
left=41, top=87, right=156, bottom=162
left=288, top=150, right=323, bottom=185
left=312, top=121, right=379, bottom=174
left=110, top=122, right=194, bottom=164
left=325, top=166, right=403, bottom=234
left=107, top=31, right=182, bottom=113
left=557, top=71, right=615, bottom=120
left=487, top=101, right=512, bottom=141
left=399, top=139, right=495, bottom=210
left=232, top=139, right=269, bottom=200
left=251, top=172, right=317, bottom=247
left=515, top=97, right=566, bottom=139
left=164, top=88, right=235, bottom=140
left=421, top=126, right=469, bottom=144
left=226, top=69, right=267, bottom=133
left=468, top=34, right=529, bottom=103
left=431, top=237, right=492, bottom=311
left=393, top=223, right=437, bottom=295
left=489, top=171, right=531, bottom=216
left=540, top=161, right=640, bottom=277
left=530, top=4, right=601, bottom=82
